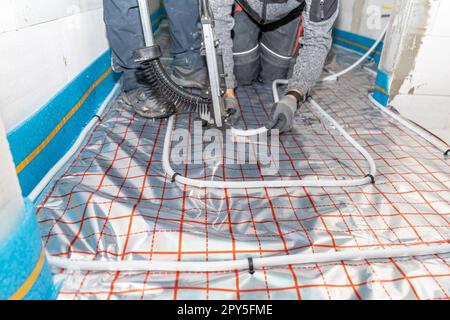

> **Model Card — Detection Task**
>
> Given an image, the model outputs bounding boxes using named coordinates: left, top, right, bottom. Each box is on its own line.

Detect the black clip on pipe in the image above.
left=365, top=174, right=376, bottom=184
left=248, top=257, right=255, bottom=275
left=171, top=173, right=181, bottom=183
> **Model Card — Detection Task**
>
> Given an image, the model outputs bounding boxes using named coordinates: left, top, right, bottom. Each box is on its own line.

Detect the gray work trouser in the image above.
left=163, top=0, right=205, bottom=70
left=103, top=0, right=205, bottom=92
left=103, top=0, right=145, bottom=92
left=232, top=8, right=303, bottom=86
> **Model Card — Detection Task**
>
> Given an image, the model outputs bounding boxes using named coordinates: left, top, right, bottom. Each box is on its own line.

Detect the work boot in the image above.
left=170, top=66, right=209, bottom=90
left=123, top=87, right=175, bottom=119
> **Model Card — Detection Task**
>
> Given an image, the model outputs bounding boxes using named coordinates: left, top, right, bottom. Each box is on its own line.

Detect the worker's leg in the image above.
left=259, top=13, right=303, bottom=84
left=232, top=7, right=261, bottom=86
left=103, top=0, right=174, bottom=119
left=163, top=0, right=207, bottom=89
left=103, top=0, right=144, bottom=92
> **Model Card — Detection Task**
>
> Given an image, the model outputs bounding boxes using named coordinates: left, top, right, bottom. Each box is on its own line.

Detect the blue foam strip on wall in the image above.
left=0, top=199, right=56, bottom=300
left=6, top=8, right=165, bottom=197
left=332, top=28, right=384, bottom=64
left=7, top=51, right=120, bottom=196
left=373, top=69, right=390, bottom=106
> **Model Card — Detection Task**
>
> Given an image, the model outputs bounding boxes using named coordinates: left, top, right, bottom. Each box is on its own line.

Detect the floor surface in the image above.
left=36, top=45, right=450, bottom=300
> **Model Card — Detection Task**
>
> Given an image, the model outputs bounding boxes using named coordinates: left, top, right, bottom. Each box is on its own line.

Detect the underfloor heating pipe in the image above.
left=42, top=20, right=450, bottom=273
left=48, top=244, right=450, bottom=273
left=368, top=94, right=450, bottom=156
left=164, top=95, right=377, bottom=189
left=322, top=24, right=389, bottom=82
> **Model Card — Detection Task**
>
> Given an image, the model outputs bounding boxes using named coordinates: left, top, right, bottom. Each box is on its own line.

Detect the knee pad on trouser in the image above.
left=259, top=43, right=292, bottom=83
left=232, top=10, right=261, bottom=86
left=233, top=45, right=261, bottom=86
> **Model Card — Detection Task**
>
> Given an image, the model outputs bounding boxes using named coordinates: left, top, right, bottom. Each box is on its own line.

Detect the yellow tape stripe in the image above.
left=333, top=36, right=382, bottom=56
left=375, top=85, right=388, bottom=95
left=8, top=248, right=46, bottom=300
left=16, top=67, right=113, bottom=174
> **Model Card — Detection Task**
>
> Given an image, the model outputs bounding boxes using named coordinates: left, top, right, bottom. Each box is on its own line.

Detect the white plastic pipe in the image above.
left=322, top=24, right=389, bottom=82
left=48, top=244, right=450, bottom=273
left=230, top=126, right=269, bottom=137
left=28, top=84, right=121, bottom=202
left=368, top=94, right=450, bottom=156
left=163, top=95, right=377, bottom=189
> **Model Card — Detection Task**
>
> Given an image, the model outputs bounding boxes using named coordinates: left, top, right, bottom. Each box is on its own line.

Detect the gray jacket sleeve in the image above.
left=208, top=0, right=237, bottom=89
left=287, top=0, right=339, bottom=95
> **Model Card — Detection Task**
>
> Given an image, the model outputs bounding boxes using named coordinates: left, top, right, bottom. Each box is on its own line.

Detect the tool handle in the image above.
left=137, top=0, right=155, bottom=46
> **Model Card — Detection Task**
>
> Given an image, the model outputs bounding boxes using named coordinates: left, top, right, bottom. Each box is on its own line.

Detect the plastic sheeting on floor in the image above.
left=36, top=47, right=450, bottom=300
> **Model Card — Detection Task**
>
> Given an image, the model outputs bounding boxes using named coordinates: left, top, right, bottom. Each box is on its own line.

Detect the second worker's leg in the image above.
left=103, top=0, right=174, bottom=119
left=163, top=0, right=207, bottom=89
left=232, top=7, right=261, bottom=86
left=259, top=13, right=303, bottom=84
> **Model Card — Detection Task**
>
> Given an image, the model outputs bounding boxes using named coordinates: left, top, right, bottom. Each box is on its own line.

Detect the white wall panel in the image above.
left=61, top=9, right=108, bottom=79
left=0, top=0, right=105, bottom=34
left=0, top=10, right=108, bottom=131
left=0, top=0, right=17, bottom=34
left=0, top=21, right=68, bottom=131
left=0, top=0, right=163, bottom=131
left=0, top=0, right=157, bottom=132
left=13, top=0, right=81, bottom=29
left=336, top=0, right=395, bottom=38
left=78, top=0, right=103, bottom=12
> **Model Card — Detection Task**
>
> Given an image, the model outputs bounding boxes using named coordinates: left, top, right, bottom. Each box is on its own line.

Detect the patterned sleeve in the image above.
left=287, top=0, right=339, bottom=96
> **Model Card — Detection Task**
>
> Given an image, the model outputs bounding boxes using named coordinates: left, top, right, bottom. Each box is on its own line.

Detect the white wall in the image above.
left=379, top=0, right=450, bottom=143
left=336, top=0, right=395, bottom=38
left=0, top=0, right=109, bottom=132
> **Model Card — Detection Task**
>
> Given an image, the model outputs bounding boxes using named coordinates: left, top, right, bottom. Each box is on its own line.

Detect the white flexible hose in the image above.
left=322, top=24, right=389, bottom=82
left=48, top=244, right=450, bottom=272
left=163, top=95, right=377, bottom=189
left=368, top=94, right=450, bottom=156
left=230, top=126, right=268, bottom=137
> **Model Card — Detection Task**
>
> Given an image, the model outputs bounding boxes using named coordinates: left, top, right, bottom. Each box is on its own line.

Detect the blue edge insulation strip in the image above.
left=7, top=8, right=167, bottom=197
left=332, top=28, right=390, bottom=106
left=0, top=200, right=56, bottom=300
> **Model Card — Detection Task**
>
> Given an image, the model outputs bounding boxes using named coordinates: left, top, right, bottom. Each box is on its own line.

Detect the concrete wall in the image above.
left=336, top=0, right=395, bottom=38
left=378, top=0, right=450, bottom=143
left=0, top=0, right=108, bottom=132
left=0, top=0, right=162, bottom=133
